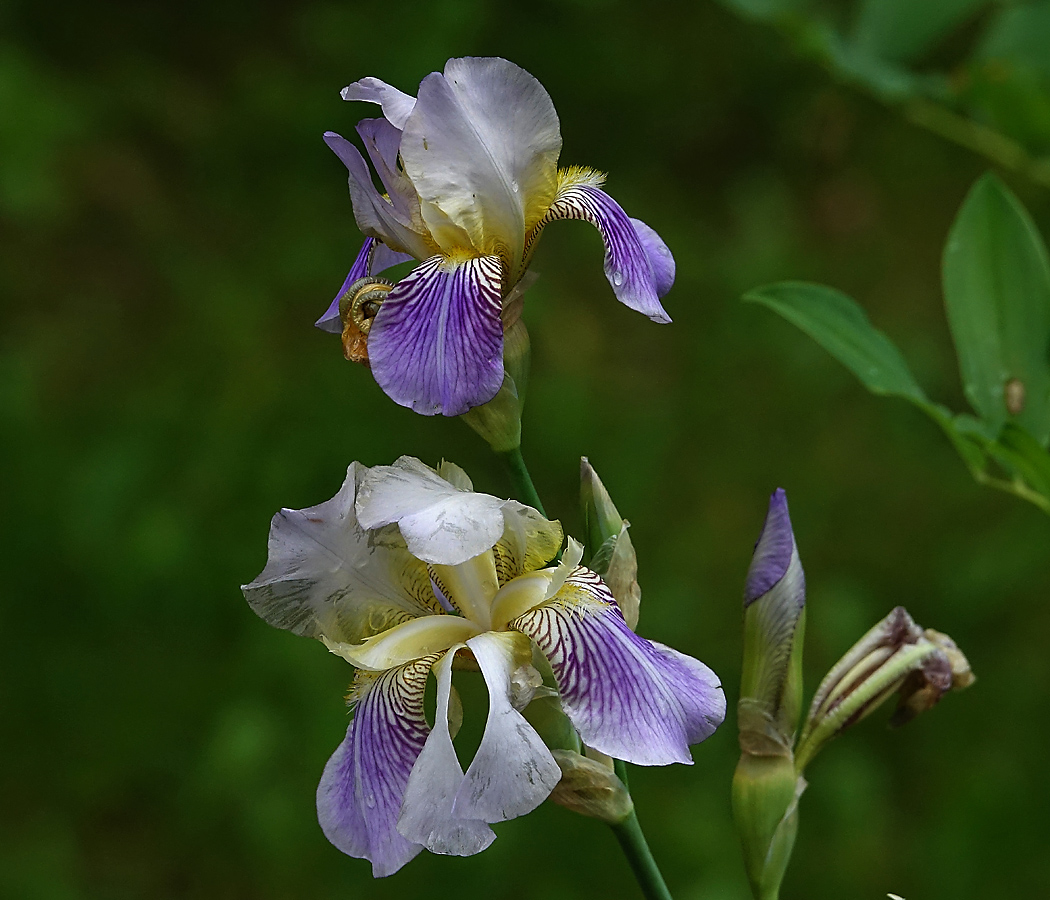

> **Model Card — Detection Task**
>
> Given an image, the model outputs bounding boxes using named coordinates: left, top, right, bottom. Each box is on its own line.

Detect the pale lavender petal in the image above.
left=341, top=76, right=416, bottom=129
left=453, top=631, right=561, bottom=822
left=317, top=657, right=431, bottom=877
left=512, top=568, right=725, bottom=765
left=630, top=217, right=675, bottom=297
left=400, top=57, right=561, bottom=257
left=315, top=238, right=376, bottom=333
left=356, top=117, right=418, bottom=220
left=372, top=242, right=413, bottom=274
left=744, top=489, right=800, bottom=607
left=241, top=462, right=438, bottom=644
left=324, top=131, right=431, bottom=260
left=368, top=254, right=504, bottom=417
left=541, top=184, right=672, bottom=323
left=398, top=647, right=496, bottom=855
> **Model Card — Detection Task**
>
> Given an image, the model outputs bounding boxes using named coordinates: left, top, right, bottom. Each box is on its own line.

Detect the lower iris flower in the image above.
left=243, top=457, right=724, bottom=876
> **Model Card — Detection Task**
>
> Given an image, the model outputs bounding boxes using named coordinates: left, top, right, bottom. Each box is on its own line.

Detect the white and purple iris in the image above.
left=317, top=56, right=676, bottom=417
left=243, top=457, right=724, bottom=876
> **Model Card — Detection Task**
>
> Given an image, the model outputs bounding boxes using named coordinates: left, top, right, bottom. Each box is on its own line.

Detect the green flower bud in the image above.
left=735, top=489, right=806, bottom=900
left=548, top=749, right=634, bottom=824
left=580, top=457, right=641, bottom=629
left=794, top=607, right=974, bottom=770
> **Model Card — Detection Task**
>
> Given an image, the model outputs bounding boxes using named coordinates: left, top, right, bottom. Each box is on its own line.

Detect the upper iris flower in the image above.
left=316, top=56, right=676, bottom=417
left=243, top=457, right=723, bottom=876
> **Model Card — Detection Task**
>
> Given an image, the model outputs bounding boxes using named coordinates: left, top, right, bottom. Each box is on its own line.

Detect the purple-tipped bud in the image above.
left=739, top=490, right=807, bottom=756
left=734, top=491, right=808, bottom=900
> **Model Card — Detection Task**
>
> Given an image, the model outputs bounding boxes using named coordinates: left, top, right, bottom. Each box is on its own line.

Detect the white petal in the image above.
left=357, top=456, right=507, bottom=565
left=400, top=57, right=561, bottom=265
left=397, top=647, right=497, bottom=855
left=453, top=631, right=561, bottom=822
left=242, top=463, right=438, bottom=643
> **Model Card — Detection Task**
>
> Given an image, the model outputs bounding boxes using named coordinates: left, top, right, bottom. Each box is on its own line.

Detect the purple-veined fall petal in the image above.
left=367, top=254, right=505, bottom=417
left=512, top=568, right=724, bottom=765
left=541, top=184, right=672, bottom=323
left=316, top=657, right=433, bottom=877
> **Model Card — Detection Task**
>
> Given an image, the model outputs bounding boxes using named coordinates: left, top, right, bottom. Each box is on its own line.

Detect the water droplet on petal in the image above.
left=364, top=793, right=376, bottom=809
left=612, top=272, right=624, bottom=287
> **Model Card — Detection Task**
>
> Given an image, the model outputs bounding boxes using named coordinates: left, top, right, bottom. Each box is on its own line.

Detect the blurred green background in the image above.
left=3, top=0, right=1048, bottom=898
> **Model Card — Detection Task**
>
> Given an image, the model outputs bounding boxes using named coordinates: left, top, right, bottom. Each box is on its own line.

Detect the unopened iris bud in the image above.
left=460, top=277, right=535, bottom=452
left=739, top=489, right=806, bottom=754
left=579, top=457, right=641, bottom=629
left=794, top=608, right=974, bottom=770
left=733, top=489, right=806, bottom=900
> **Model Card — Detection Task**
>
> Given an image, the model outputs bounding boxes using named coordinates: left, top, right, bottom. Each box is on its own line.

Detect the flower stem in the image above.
left=609, top=759, right=675, bottom=900
left=498, top=446, right=547, bottom=516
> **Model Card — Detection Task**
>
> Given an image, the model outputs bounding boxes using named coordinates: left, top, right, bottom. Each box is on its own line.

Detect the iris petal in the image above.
left=512, top=568, right=725, bottom=765
left=357, top=456, right=508, bottom=565
left=316, top=657, right=432, bottom=877
left=341, top=76, right=416, bottom=130
left=367, top=254, right=505, bottom=417
left=315, top=239, right=415, bottom=334
left=397, top=647, right=497, bottom=855
left=541, top=184, right=673, bottom=323
left=452, top=631, right=562, bottom=821
left=400, top=57, right=561, bottom=261
left=323, top=131, right=432, bottom=259
left=241, top=463, right=439, bottom=644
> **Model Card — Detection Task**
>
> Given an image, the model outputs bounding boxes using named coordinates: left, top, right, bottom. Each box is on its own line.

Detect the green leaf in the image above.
left=942, top=172, right=1050, bottom=445
left=744, top=281, right=930, bottom=404
left=991, top=422, right=1050, bottom=498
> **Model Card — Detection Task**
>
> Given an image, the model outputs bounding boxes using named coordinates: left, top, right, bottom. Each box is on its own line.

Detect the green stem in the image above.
left=609, top=809, right=675, bottom=900
left=498, top=446, right=546, bottom=516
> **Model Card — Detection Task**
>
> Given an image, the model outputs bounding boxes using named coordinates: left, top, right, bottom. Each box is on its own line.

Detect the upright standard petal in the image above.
left=316, top=657, right=432, bottom=877
left=341, top=76, right=416, bottom=130
left=400, top=57, right=561, bottom=263
left=453, top=631, right=562, bottom=822
left=367, top=254, right=505, bottom=417
left=398, top=647, right=497, bottom=855
left=540, top=182, right=673, bottom=323
left=242, top=463, right=439, bottom=644
left=357, top=456, right=508, bottom=565
left=513, top=569, right=725, bottom=765
left=324, top=131, right=433, bottom=260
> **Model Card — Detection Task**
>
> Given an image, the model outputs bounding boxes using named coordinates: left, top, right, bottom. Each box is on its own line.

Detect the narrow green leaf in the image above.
left=745, top=281, right=929, bottom=404
left=943, top=173, right=1050, bottom=445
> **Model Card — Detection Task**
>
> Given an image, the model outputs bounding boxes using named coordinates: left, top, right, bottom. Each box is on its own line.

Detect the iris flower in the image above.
left=316, top=57, right=676, bottom=417
left=243, top=457, right=724, bottom=876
